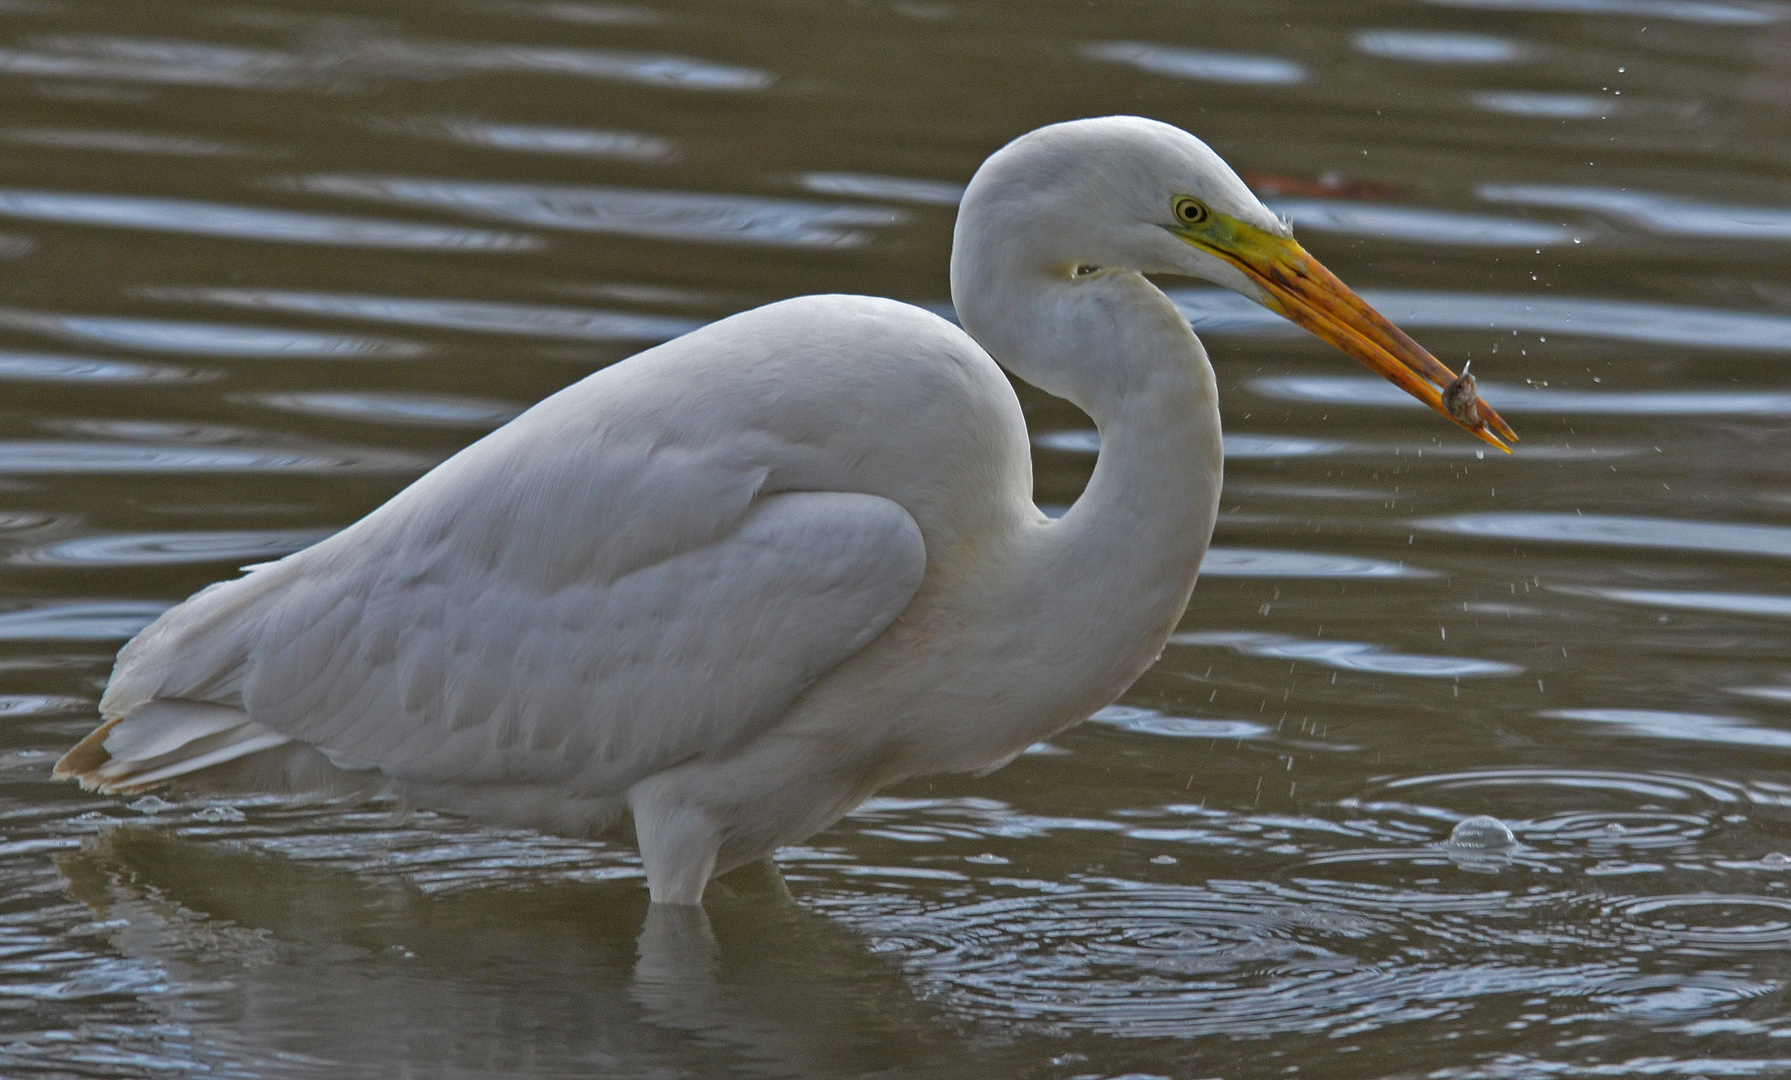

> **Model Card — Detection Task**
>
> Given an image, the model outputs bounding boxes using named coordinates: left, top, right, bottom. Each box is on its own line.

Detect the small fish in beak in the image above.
left=1442, top=362, right=1483, bottom=430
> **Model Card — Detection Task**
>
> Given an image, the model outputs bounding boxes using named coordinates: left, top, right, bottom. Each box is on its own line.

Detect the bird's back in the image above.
left=61, top=294, right=1035, bottom=829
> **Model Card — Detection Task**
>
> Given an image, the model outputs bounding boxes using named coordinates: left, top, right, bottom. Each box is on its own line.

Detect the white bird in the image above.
left=57, top=117, right=1513, bottom=906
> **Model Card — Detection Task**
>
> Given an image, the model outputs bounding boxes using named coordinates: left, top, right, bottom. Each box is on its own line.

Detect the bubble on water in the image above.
left=1442, top=816, right=1519, bottom=874
left=1762, top=852, right=1791, bottom=868
left=193, top=804, right=245, bottom=823
left=1151, top=855, right=1178, bottom=865
left=127, top=795, right=174, bottom=815
left=1448, top=815, right=1517, bottom=851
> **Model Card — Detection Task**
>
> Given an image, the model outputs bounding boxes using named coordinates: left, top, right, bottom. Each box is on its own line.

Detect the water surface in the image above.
left=1, top=1, right=1789, bottom=1077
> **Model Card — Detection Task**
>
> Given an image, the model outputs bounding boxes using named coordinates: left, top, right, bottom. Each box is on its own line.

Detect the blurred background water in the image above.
left=1, top=0, right=1790, bottom=1076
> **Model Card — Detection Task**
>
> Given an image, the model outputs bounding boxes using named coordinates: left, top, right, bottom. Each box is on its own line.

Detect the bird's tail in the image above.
left=55, top=700, right=291, bottom=794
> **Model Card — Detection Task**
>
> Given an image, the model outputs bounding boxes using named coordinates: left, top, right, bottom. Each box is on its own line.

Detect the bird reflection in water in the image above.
left=53, top=829, right=960, bottom=1079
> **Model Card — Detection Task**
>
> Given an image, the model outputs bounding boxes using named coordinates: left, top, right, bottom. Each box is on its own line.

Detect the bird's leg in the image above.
left=709, top=855, right=793, bottom=903
left=630, top=787, right=723, bottom=906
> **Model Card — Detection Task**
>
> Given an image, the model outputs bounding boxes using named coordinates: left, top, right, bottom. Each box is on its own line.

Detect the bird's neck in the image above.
left=956, top=263, right=1224, bottom=726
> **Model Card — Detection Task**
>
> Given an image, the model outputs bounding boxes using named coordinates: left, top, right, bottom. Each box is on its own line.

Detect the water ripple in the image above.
left=1614, top=894, right=1791, bottom=952
left=363, top=40, right=773, bottom=90
left=844, top=879, right=1623, bottom=1038
left=0, top=352, right=203, bottom=383
left=1252, top=376, right=1791, bottom=415
left=12, top=529, right=329, bottom=568
left=399, top=118, right=674, bottom=159
left=292, top=176, right=904, bottom=248
left=796, top=173, right=966, bottom=206
left=2, top=127, right=244, bottom=156
left=1386, top=766, right=1748, bottom=804
left=1545, top=708, right=1791, bottom=752
left=1199, top=547, right=1437, bottom=579
left=0, top=309, right=424, bottom=357
left=249, top=392, right=522, bottom=427
left=1525, top=810, right=1710, bottom=851
left=1033, top=429, right=1350, bottom=459
left=1469, top=91, right=1609, bottom=118
left=1170, top=287, right=1791, bottom=350
left=1170, top=631, right=1522, bottom=677
left=0, top=602, right=169, bottom=642
left=0, top=35, right=772, bottom=93
left=1557, top=587, right=1791, bottom=618
left=1079, top=41, right=1307, bottom=84
left=1428, top=0, right=1779, bottom=26
left=1481, top=185, right=1791, bottom=241
left=1417, top=513, right=1791, bottom=560
left=0, top=190, right=539, bottom=250
left=1031, top=429, right=1100, bottom=453
left=158, top=288, right=701, bottom=342
left=1266, top=198, right=1577, bottom=246
left=1354, top=30, right=1525, bottom=63
left=1223, top=434, right=1351, bottom=459
left=0, top=695, right=87, bottom=717
left=0, top=441, right=430, bottom=474
left=1087, top=704, right=1269, bottom=741
left=0, top=36, right=304, bottom=88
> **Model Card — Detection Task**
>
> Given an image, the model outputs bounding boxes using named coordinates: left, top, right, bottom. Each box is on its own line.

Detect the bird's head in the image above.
left=954, top=116, right=1514, bottom=450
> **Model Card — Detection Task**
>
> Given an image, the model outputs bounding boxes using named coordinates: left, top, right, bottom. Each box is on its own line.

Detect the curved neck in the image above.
left=954, top=244, right=1225, bottom=723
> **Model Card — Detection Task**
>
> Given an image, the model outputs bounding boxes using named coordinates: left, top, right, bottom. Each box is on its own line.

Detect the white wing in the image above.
left=73, top=361, right=927, bottom=800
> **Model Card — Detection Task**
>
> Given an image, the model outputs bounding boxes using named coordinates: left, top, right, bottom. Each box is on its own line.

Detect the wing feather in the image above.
left=87, top=475, right=924, bottom=801
left=69, top=295, right=1004, bottom=804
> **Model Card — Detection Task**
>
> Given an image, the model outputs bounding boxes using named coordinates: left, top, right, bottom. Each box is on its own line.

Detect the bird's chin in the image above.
left=1156, top=255, right=1262, bottom=301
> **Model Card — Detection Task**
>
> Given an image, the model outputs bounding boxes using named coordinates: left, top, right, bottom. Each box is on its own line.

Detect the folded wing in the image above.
left=62, top=420, right=926, bottom=803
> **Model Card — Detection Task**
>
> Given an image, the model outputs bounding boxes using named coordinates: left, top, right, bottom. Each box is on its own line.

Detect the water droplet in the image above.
left=1448, top=815, right=1517, bottom=851
left=1151, top=854, right=1178, bottom=865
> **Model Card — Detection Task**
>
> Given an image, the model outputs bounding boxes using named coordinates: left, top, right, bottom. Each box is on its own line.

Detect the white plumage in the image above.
left=59, top=116, right=1508, bottom=904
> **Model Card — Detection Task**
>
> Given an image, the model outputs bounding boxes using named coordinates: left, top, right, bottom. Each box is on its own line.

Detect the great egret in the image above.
left=57, top=117, right=1512, bottom=905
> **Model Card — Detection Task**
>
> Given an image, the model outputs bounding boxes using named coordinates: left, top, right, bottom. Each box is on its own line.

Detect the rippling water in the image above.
left=1, top=1, right=1789, bottom=1077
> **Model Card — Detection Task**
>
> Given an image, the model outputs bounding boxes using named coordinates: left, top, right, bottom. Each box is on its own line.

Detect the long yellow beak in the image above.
left=1172, top=216, right=1516, bottom=451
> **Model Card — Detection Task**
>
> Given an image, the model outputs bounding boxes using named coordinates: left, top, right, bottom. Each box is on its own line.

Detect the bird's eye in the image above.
left=1173, top=196, right=1210, bottom=226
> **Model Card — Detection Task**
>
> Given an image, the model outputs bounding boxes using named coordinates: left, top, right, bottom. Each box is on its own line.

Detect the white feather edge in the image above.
left=93, top=701, right=293, bottom=789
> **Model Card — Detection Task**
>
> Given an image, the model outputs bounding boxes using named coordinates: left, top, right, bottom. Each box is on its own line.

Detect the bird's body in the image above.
left=58, top=117, right=1508, bottom=904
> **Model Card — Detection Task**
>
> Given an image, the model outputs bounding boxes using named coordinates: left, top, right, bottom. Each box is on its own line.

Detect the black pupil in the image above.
left=1183, top=203, right=1201, bottom=221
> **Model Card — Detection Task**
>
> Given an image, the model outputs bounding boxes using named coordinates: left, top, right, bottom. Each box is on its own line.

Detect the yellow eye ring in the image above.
left=1172, top=196, right=1210, bottom=226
